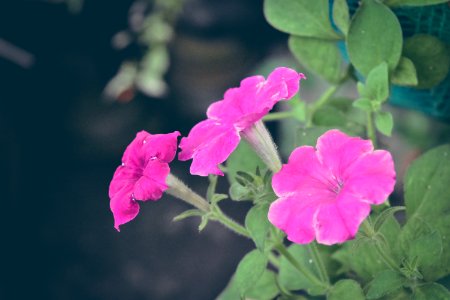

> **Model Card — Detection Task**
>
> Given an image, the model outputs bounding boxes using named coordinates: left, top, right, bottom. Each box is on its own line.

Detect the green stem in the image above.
left=206, top=175, right=218, bottom=202
left=263, top=111, right=294, bottom=122
left=374, top=241, right=399, bottom=271
left=269, top=252, right=280, bottom=269
left=306, top=85, right=339, bottom=127
left=166, top=174, right=211, bottom=212
left=211, top=206, right=250, bottom=238
left=275, top=243, right=329, bottom=289
left=307, top=242, right=329, bottom=284
left=367, top=111, right=377, bottom=147
left=361, top=221, right=398, bottom=271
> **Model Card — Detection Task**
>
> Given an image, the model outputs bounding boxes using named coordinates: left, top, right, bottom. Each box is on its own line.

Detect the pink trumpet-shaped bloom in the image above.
left=268, top=129, right=396, bottom=245
left=178, top=67, right=305, bottom=176
left=109, top=130, right=180, bottom=231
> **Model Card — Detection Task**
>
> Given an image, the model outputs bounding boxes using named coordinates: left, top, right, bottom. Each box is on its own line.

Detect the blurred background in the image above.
left=0, top=0, right=284, bottom=299
left=2, top=1, right=450, bottom=299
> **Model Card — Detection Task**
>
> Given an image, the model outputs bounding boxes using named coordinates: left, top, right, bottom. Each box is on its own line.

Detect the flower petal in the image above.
left=272, top=146, right=335, bottom=197
left=133, top=159, right=170, bottom=201
left=344, top=150, right=396, bottom=205
left=144, top=131, right=180, bottom=162
left=110, top=184, right=140, bottom=231
left=314, top=203, right=352, bottom=245
left=178, top=120, right=240, bottom=176
left=109, top=165, right=141, bottom=198
left=122, top=131, right=180, bottom=168
left=268, top=196, right=316, bottom=244
left=337, top=188, right=371, bottom=236
left=206, top=68, right=303, bottom=129
left=264, top=67, right=304, bottom=101
left=316, top=129, right=373, bottom=180
left=121, top=131, right=151, bottom=169
left=206, top=75, right=265, bottom=124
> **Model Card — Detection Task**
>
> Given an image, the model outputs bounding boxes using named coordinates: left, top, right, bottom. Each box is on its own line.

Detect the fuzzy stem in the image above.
left=211, top=205, right=250, bottom=238
left=166, top=174, right=210, bottom=212
left=241, top=120, right=282, bottom=173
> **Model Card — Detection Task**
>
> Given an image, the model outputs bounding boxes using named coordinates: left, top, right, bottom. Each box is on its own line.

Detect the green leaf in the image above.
left=289, top=97, right=307, bottom=122
left=332, top=0, right=350, bottom=36
left=347, top=0, right=402, bottom=76
left=373, top=206, right=405, bottom=232
left=229, top=182, right=251, bottom=201
left=312, top=106, right=348, bottom=127
left=172, top=209, right=203, bottom=222
left=384, top=0, right=449, bottom=7
left=403, top=144, right=450, bottom=280
left=246, top=270, right=279, bottom=300
left=375, top=111, right=394, bottom=136
left=236, top=171, right=254, bottom=183
left=399, top=219, right=443, bottom=280
left=403, top=34, right=450, bottom=89
left=327, top=279, right=365, bottom=300
left=388, top=289, right=413, bottom=300
left=297, top=126, right=364, bottom=148
left=264, top=0, right=340, bottom=39
left=353, top=98, right=373, bottom=112
left=357, top=82, right=365, bottom=95
left=413, top=283, right=450, bottom=300
left=198, top=215, right=209, bottom=231
left=234, top=249, right=268, bottom=296
left=245, top=203, right=270, bottom=250
left=278, top=244, right=335, bottom=296
left=391, top=57, right=418, bottom=86
left=296, top=127, right=330, bottom=147
left=332, top=216, right=401, bottom=281
left=216, top=276, right=240, bottom=300
left=366, top=270, right=405, bottom=299
left=210, top=193, right=228, bottom=204
left=217, top=270, right=279, bottom=300
left=289, top=36, right=346, bottom=83
left=226, top=140, right=265, bottom=185
left=364, top=62, right=390, bottom=103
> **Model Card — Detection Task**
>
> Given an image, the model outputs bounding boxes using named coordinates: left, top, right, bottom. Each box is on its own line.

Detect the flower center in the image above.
left=332, top=180, right=344, bottom=194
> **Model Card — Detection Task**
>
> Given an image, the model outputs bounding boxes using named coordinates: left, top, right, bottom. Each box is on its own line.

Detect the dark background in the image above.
left=1, top=0, right=284, bottom=299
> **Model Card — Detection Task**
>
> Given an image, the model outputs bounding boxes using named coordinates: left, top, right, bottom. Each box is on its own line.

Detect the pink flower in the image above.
left=178, top=67, right=305, bottom=176
left=109, top=130, right=180, bottom=231
left=268, top=129, right=396, bottom=245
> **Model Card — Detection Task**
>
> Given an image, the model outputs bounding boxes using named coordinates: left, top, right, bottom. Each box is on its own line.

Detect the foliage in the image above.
left=109, top=0, right=450, bottom=299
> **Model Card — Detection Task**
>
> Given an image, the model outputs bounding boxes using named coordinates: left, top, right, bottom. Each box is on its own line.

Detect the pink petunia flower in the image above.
left=178, top=67, right=305, bottom=176
left=268, top=129, right=396, bottom=245
left=109, top=130, right=180, bottom=231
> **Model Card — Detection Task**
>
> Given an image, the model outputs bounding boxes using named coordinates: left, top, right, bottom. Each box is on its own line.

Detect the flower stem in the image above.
left=263, top=111, right=294, bottom=122
left=366, top=111, right=377, bottom=147
left=268, top=252, right=280, bottom=269
left=274, top=243, right=329, bottom=290
left=306, top=85, right=339, bottom=127
left=307, top=242, right=329, bottom=284
left=210, top=205, right=250, bottom=238
left=166, top=174, right=251, bottom=238
left=241, top=120, right=282, bottom=173
left=166, top=174, right=210, bottom=212
left=361, top=220, right=398, bottom=271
